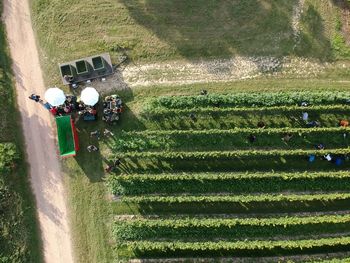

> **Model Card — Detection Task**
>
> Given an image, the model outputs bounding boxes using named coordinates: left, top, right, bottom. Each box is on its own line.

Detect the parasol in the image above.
left=81, top=87, right=99, bottom=106
left=44, top=87, right=66, bottom=106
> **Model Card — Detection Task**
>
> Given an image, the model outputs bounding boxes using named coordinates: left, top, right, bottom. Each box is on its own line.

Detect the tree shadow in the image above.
left=332, top=0, right=350, bottom=10
left=72, top=79, right=147, bottom=182
left=294, top=5, right=334, bottom=61
left=119, top=0, right=333, bottom=62
left=119, top=0, right=294, bottom=58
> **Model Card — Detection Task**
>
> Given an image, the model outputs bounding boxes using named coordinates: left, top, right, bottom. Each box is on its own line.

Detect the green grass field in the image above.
left=0, top=1, right=42, bottom=262
left=28, top=0, right=350, bottom=262
left=31, top=0, right=350, bottom=85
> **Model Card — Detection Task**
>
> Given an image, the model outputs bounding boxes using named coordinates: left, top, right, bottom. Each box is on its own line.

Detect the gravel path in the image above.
left=2, top=1, right=74, bottom=262
left=102, top=56, right=328, bottom=89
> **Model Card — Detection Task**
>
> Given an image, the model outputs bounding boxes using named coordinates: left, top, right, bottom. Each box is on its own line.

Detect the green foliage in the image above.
left=107, top=171, right=350, bottom=195
left=141, top=105, right=350, bottom=131
left=114, top=214, right=350, bottom=241
left=113, top=127, right=350, bottom=152
left=120, top=236, right=350, bottom=257
left=0, top=177, right=30, bottom=262
left=110, top=93, right=350, bottom=258
left=331, top=33, right=350, bottom=59
left=115, top=148, right=350, bottom=159
left=111, top=148, right=350, bottom=174
left=144, top=92, right=350, bottom=110
left=0, top=143, right=19, bottom=173
left=121, top=192, right=350, bottom=204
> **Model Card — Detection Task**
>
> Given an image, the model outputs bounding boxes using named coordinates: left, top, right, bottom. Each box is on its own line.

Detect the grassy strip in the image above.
left=107, top=172, right=350, bottom=195
left=120, top=236, right=350, bottom=258
left=113, top=214, right=350, bottom=241
left=141, top=107, right=350, bottom=130
left=145, top=92, right=350, bottom=109
left=113, top=128, right=350, bottom=152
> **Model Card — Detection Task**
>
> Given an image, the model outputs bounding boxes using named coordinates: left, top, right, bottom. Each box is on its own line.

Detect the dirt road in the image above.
left=2, top=1, right=74, bottom=262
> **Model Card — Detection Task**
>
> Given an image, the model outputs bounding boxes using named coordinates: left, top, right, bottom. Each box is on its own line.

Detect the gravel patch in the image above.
left=116, top=56, right=327, bottom=88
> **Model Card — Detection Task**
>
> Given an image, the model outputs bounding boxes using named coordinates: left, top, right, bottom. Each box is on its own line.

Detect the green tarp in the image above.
left=55, top=116, right=76, bottom=157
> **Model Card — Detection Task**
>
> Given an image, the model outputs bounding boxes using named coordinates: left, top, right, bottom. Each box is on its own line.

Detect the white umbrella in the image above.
left=81, top=87, right=99, bottom=106
left=44, top=87, right=66, bottom=106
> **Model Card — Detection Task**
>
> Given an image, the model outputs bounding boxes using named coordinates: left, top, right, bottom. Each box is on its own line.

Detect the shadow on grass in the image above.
left=72, top=80, right=146, bottom=182
left=294, top=5, right=333, bottom=61
left=119, top=0, right=333, bottom=62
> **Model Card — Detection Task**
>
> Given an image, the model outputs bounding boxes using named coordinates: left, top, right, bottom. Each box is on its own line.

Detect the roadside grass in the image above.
left=0, top=2, right=42, bottom=262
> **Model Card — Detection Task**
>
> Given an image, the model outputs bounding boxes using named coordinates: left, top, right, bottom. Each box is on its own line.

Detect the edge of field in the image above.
left=0, top=0, right=43, bottom=261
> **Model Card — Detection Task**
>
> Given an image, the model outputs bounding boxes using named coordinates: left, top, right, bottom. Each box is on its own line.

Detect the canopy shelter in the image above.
left=55, top=116, right=79, bottom=157
left=81, top=87, right=99, bottom=106
left=45, top=87, right=66, bottom=106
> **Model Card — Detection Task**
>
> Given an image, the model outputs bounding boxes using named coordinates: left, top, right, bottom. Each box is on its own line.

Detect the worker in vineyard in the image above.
left=248, top=134, right=256, bottom=143
left=103, top=129, right=114, bottom=137
left=340, top=120, right=349, bottom=127
left=282, top=133, right=293, bottom=142
left=105, top=164, right=114, bottom=173
left=257, top=121, right=265, bottom=128
left=114, top=158, right=121, bottom=167
left=87, top=145, right=99, bottom=152
left=307, top=120, right=320, bottom=128
left=189, top=113, right=197, bottom=122
left=324, top=154, right=332, bottom=162
left=308, top=154, right=316, bottom=163
left=302, top=112, right=308, bottom=122
left=90, top=130, right=101, bottom=140
left=316, top=143, right=325, bottom=150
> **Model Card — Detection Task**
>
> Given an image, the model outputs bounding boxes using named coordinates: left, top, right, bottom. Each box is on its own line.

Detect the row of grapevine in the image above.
left=119, top=236, right=350, bottom=257
left=141, top=108, right=348, bottom=131
left=114, top=214, right=350, bottom=241
left=143, top=104, right=350, bottom=116
left=112, top=149, right=350, bottom=173
left=114, top=148, right=350, bottom=159
left=121, top=192, right=350, bottom=204
left=113, top=92, right=350, bottom=260
left=107, top=171, right=350, bottom=195
left=113, top=127, right=350, bottom=152
left=144, top=92, right=350, bottom=109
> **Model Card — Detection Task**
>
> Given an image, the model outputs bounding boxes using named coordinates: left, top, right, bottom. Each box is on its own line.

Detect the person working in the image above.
left=340, top=120, right=349, bottom=127
left=282, top=133, right=293, bottom=142
left=87, top=145, right=99, bottom=152
left=302, top=112, right=308, bottom=122
left=257, top=121, right=266, bottom=128
left=248, top=134, right=256, bottom=143
left=29, top=94, right=41, bottom=102
left=324, top=154, right=332, bottom=162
